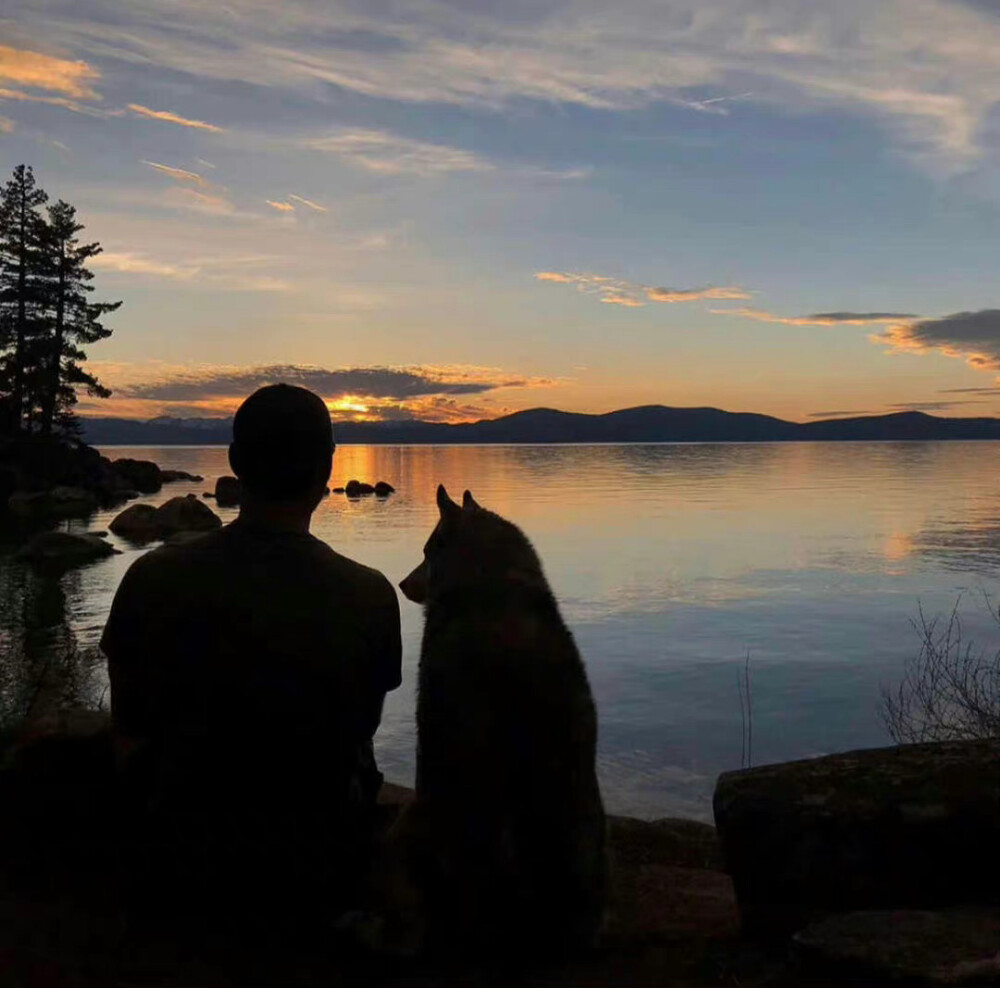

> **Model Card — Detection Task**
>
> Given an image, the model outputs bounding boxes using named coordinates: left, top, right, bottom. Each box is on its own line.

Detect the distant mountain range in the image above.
left=80, top=406, right=1000, bottom=446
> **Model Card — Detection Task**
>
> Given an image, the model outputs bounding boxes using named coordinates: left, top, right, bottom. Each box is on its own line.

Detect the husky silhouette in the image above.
left=398, top=485, right=608, bottom=960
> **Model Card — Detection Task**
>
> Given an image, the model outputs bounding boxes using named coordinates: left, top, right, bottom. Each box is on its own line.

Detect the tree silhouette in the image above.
left=0, top=166, right=119, bottom=436
left=0, top=165, right=48, bottom=431
left=37, top=200, right=117, bottom=435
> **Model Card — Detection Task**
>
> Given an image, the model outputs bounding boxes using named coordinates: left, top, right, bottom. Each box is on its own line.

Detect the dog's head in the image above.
left=399, top=484, right=543, bottom=604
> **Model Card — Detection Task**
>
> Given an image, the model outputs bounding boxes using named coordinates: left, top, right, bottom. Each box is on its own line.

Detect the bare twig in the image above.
left=880, top=593, right=1000, bottom=744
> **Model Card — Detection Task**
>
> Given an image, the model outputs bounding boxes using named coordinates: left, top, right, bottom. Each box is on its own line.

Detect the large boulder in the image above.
left=214, top=475, right=241, bottom=507
left=7, top=486, right=98, bottom=518
left=713, top=740, right=1000, bottom=938
left=374, top=481, right=395, bottom=497
left=110, top=495, right=221, bottom=541
left=108, top=503, right=159, bottom=540
left=110, top=458, right=162, bottom=494
left=793, top=908, right=1000, bottom=985
left=14, top=531, right=119, bottom=568
left=153, top=494, right=222, bottom=535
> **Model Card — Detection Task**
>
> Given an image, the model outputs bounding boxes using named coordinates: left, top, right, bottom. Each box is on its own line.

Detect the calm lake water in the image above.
left=5, top=441, right=1000, bottom=821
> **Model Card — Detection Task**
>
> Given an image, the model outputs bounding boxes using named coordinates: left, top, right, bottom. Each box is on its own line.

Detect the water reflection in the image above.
left=0, top=543, right=106, bottom=736
left=5, top=441, right=1000, bottom=819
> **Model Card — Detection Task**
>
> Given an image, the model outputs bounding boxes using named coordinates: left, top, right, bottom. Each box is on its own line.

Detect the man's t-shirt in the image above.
left=100, top=519, right=402, bottom=886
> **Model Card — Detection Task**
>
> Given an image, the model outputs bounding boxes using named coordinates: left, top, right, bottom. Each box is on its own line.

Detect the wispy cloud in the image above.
left=884, top=400, right=982, bottom=411
left=536, top=271, right=751, bottom=307
left=266, top=199, right=295, bottom=212
left=711, top=307, right=917, bottom=326
left=288, top=194, right=327, bottom=212
left=91, top=252, right=198, bottom=279
left=876, top=309, right=1000, bottom=371
left=126, top=103, right=223, bottom=131
left=0, top=85, right=102, bottom=116
left=807, top=409, right=880, bottom=419
left=305, top=128, right=492, bottom=176
left=26, top=0, right=1000, bottom=171
left=0, top=115, right=13, bottom=133
left=142, top=160, right=208, bottom=186
left=0, top=44, right=98, bottom=98
left=90, top=250, right=288, bottom=290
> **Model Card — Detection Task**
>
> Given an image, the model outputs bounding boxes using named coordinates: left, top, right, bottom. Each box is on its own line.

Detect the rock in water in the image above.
left=15, top=532, right=119, bottom=568
left=153, top=494, right=222, bottom=534
left=345, top=479, right=375, bottom=497
left=160, top=470, right=204, bottom=483
left=215, top=475, right=241, bottom=506
left=111, top=495, right=222, bottom=541
left=7, top=486, right=98, bottom=519
left=374, top=481, right=395, bottom=496
left=111, top=458, right=163, bottom=494
left=793, top=908, right=1000, bottom=985
left=713, top=739, right=1000, bottom=937
left=109, top=503, right=159, bottom=540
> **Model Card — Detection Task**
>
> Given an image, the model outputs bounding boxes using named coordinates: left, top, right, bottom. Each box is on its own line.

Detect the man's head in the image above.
left=229, top=384, right=334, bottom=506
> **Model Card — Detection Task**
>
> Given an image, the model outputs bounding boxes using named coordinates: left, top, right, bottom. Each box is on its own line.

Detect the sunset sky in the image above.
left=5, top=0, right=1000, bottom=422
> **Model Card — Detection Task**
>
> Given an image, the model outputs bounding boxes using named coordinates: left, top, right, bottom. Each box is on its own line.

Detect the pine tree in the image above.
left=0, top=165, right=48, bottom=433
left=36, top=200, right=118, bottom=435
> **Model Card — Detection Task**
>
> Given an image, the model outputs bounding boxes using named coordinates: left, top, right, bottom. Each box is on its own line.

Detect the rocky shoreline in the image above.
left=0, top=714, right=995, bottom=987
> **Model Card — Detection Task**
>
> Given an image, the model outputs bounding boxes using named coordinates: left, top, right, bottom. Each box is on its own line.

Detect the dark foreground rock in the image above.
left=374, top=481, right=395, bottom=496
left=14, top=531, right=120, bottom=568
left=110, top=495, right=222, bottom=542
left=793, top=908, right=1000, bottom=985
left=713, top=739, right=1000, bottom=938
left=0, top=716, right=754, bottom=988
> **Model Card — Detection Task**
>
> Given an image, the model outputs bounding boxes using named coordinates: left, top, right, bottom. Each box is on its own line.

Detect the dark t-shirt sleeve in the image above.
left=100, top=555, right=162, bottom=740
left=375, top=574, right=403, bottom=694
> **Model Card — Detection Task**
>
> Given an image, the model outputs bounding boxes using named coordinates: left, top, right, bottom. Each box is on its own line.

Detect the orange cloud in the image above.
left=142, top=160, right=208, bottom=186
left=536, top=271, right=751, bottom=307
left=288, top=194, right=328, bottom=212
left=266, top=199, right=295, bottom=212
left=875, top=310, right=1000, bottom=371
left=0, top=44, right=98, bottom=98
left=127, top=103, right=223, bottom=132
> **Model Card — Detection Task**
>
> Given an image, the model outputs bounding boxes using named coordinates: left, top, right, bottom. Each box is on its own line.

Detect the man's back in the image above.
left=101, top=519, right=401, bottom=923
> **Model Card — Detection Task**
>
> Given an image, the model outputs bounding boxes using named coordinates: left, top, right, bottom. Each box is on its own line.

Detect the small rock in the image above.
left=215, top=475, right=241, bottom=507
left=793, top=908, right=1000, bottom=985
left=161, top=470, right=204, bottom=483
left=15, top=531, right=119, bottom=568
left=374, top=481, right=395, bottom=497
left=331, top=487, right=345, bottom=494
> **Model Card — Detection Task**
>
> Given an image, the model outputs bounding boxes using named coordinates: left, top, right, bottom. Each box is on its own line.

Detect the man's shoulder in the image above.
left=313, top=540, right=396, bottom=600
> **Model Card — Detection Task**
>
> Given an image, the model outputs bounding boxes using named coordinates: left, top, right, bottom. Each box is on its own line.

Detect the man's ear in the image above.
left=462, top=490, right=481, bottom=511
left=437, top=484, right=461, bottom=519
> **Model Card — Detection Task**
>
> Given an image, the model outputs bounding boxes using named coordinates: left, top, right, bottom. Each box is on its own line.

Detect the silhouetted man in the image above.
left=101, top=384, right=401, bottom=941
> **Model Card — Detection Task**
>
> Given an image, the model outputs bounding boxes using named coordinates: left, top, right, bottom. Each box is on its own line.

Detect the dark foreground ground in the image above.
left=0, top=772, right=868, bottom=988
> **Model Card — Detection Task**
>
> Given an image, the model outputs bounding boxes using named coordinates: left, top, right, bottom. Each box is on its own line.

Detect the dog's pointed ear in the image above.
left=437, top=484, right=461, bottom=518
left=462, top=490, right=480, bottom=511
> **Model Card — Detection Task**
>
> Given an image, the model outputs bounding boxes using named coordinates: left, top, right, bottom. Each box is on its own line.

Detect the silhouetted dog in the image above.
left=397, top=485, right=608, bottom=962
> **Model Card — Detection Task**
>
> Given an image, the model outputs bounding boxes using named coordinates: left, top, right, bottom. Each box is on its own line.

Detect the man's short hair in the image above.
left=229, top=384, right=334, bottom=500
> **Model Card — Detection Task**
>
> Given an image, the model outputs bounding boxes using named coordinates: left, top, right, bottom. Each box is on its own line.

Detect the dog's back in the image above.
left=400, top=486, right=608, bottom=960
